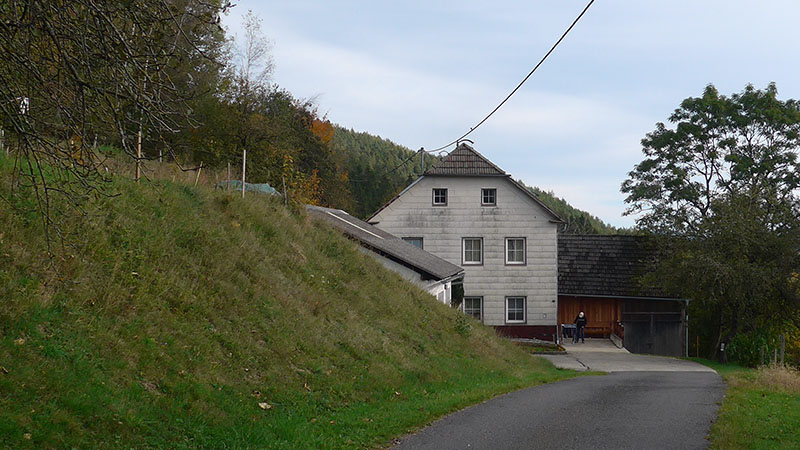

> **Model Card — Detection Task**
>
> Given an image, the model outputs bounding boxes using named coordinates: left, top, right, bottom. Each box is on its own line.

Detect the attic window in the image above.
left=432, top=188, right=447, bottom=206
left=402, top=237, right=423, bottom=249
left=481, top=188, right=496, bottom=206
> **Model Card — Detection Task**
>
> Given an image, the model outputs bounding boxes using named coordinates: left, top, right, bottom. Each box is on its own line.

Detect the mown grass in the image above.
left=693, top=359, right=800, bottom=449
left=0, top=154, right=583, bottom=448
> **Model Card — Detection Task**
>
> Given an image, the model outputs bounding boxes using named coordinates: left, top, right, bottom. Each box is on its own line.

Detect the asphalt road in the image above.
left=393, top=367, right=724, bottom=449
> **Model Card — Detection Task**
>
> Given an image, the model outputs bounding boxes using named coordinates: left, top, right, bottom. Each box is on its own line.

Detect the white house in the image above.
left=307, top=205, right=465, bottom=304
left=368, top=143, right=564, bottom=340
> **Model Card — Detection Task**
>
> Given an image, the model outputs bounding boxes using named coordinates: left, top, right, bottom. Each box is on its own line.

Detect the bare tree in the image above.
left=0, top=0, right=230, bottom=246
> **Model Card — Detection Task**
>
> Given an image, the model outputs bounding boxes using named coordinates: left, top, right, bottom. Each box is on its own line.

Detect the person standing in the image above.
left=574, top=311, right=587, bottom=344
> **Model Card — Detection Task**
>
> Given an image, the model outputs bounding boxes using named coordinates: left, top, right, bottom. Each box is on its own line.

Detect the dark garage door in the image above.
left=622, top=300, right=686, bottom=357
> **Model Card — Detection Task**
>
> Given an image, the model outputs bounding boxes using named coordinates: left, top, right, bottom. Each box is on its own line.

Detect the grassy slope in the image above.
left=0, top=155, right=582, bottom=448
left=693, top=359, right=800, bottom=449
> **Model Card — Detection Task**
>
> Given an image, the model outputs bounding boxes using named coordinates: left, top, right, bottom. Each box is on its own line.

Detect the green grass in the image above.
left=692, top=359, right=800, bottom=449
left=0, top=155, right=583, bottom=448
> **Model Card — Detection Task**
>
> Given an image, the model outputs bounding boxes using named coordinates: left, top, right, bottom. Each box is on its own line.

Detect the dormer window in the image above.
left=481, top=188, right=496, bottom=206
left=432, top=188, right=448, bottom=206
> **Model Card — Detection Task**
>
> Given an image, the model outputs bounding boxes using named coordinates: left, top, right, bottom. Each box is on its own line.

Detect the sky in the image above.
left=221, top=1, right=800, bottom=227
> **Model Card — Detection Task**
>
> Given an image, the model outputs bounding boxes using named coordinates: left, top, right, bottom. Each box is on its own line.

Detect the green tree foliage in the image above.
left=622, top=84, right=800, bottom=361
left=332, top=126, right=437, bottom=218
left=517, top=182, right=618, bottom=234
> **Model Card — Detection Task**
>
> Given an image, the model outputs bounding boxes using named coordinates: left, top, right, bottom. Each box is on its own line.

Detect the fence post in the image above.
left=241, top=148, right=246, bottom=198
left=194, top=161, right=203, bottom=187
left=136, top=129, right=142, bottom=182
left=780, top=334, right=785, bottom=366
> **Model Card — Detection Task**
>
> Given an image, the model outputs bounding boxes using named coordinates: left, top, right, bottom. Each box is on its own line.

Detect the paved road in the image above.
left=393, top=341, right=724, bottom=450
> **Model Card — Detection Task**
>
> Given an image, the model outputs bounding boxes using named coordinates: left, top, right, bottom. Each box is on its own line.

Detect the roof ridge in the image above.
left=424, top=142, right=506, bottom=176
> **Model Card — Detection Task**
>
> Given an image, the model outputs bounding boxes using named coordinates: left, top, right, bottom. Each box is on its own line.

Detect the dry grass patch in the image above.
left=754, top=364, right=800, bottom=395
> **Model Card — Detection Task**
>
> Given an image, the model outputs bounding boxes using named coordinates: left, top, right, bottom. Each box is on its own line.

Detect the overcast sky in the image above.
left=221, top=1, right=800, bottom=227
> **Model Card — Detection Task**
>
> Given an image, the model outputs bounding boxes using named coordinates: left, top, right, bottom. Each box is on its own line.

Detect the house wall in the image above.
left=371, top=176, right=558, bottom=337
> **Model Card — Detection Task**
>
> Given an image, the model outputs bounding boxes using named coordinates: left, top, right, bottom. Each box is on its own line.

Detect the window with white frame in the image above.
left=462, top=238, right=483, bottom=265
left=402, top=237, right=423, bottom=249
left=506, top=297, right=526, bottom=323
left=505, top=237, right=526, bottom=265
left=481, top=188, right=496, bottom=206
left=432, top=188, right=448, bottom=206
left=463, top=297, right=482, bottom=321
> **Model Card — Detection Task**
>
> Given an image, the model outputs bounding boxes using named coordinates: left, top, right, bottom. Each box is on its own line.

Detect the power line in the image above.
left=426, top=0, right=596, bottom=154
left=349, top=148, right=423, bottom=183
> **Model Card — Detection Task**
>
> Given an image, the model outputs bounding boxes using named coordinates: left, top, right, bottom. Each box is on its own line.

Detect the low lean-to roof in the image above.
left=558, top=235, right=673, bottom=299
left=306, top=205, right=464, bottom=281
left=367, top=142, right=564, bottom=223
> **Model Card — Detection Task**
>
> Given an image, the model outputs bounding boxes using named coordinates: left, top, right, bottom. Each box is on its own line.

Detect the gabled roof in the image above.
left=558, top=235, right=672, bottom=298
left=368, top=143, right=564, bottom=223
left=306, top=205, right=464, bottom=281
left=424, top=143, right=507, bottom=176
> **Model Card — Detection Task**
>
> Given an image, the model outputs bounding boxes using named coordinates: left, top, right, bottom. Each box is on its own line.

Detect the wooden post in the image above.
left=2, top=128, right=6, bottom=156
left=158, top=147, right=163, bottom=163
left=135, top=129, right=142, bottom=182
left=227, top=161, right=231, bottom=191
left=241, top=148, right=246, bottom=198
left=194, top=161, right=203, bottom=187
left=282, top=175, right=287, bottom=206
left=780, top=334, right=785, bottom=366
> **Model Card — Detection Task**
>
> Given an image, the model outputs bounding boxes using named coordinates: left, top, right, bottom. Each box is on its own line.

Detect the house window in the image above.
left=481, top=188, right=496, bottom=206
left=402, top=237, right=423, bottom=249
left=432, top=188, right=448, bottom=206
left=505, top=238, right=526, bottom=265
left=462, top=238, right=483, bottom=265
left=463, top=297, right=483, bottom=321
left=506, top=297, right=526, bottom=323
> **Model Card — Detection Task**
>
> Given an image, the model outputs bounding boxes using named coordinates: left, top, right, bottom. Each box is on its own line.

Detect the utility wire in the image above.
left=426, top=0, right=595, bottom=154
left=349, top=148, right=423, bottom=183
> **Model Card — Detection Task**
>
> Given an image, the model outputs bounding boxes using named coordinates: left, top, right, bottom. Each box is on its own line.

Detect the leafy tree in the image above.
left=622, top=84, right=800, bottom=360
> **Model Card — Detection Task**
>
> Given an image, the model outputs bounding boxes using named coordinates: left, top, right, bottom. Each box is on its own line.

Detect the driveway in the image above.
left=540, top=338, right=716, bottom=372
left=393, top=339, right=723, bottom=450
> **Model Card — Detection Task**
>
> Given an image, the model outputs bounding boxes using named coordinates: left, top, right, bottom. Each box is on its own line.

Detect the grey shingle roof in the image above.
left=306, top=205, right=464, bottom=281
left=558, top=235, right=671, bottom=298
left=424, top=143, right=507, bottom=176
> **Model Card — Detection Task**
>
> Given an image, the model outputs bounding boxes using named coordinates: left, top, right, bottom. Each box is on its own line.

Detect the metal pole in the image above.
left=241, top=148, right=246, bottom=198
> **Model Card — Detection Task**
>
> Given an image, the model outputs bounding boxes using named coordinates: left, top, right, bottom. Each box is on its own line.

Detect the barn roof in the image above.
left=306, top=205, right=464, bottom=281
left=424, top=143, right=507, bottom=176
left=558, top=235, right=672, bottom=298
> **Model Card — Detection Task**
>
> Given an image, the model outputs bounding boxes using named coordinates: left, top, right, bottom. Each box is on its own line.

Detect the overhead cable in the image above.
left=425, top=0, right=596, bottom=154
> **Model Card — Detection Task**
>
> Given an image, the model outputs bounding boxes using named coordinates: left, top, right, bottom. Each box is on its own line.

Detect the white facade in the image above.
left=370, top=175, right=559, bottom=328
